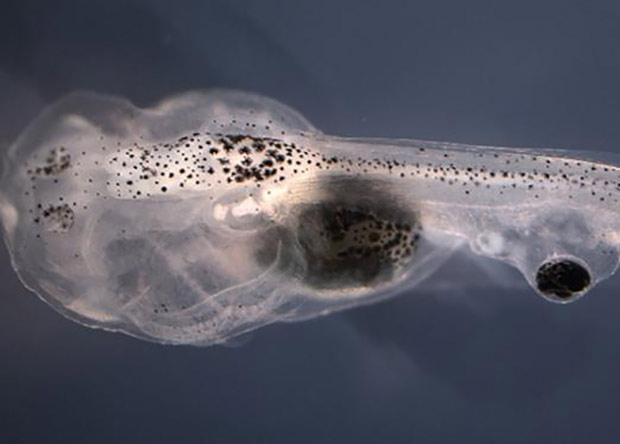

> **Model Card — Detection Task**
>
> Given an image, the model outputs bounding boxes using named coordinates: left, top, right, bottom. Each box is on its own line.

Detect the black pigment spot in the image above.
left=37, top=203, right=75, bottom=232
left=535, top=259, right=591, bottom=299
left=29, top=147, right=71, bottom=177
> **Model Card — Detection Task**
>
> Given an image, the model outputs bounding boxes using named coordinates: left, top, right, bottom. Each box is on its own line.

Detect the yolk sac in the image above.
left=535, top=258, right=592, bottom=302
left=291, top=200, right=421, bottom=291
left=258, top=177, right=424, bottom=295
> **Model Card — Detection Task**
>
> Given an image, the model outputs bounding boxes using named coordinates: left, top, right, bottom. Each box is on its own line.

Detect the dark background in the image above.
left=2, top=1, right=620, bottom=443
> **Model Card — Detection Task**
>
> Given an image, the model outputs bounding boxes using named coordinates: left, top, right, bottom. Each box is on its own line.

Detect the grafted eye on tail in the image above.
left=535, top=258, right=592, bottom=303
left=469, top=208, right=620, bottom=304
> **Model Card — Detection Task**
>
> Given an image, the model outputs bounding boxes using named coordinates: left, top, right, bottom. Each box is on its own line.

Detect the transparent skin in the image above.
left=1, top=90, right=619, bottom=345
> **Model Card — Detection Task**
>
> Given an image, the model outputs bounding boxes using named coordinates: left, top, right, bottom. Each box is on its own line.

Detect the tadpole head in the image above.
left=535, top=258, right=592, bottom=303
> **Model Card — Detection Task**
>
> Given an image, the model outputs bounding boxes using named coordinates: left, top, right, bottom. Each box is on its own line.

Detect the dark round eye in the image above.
left=535, top=258, right=591, bottom=300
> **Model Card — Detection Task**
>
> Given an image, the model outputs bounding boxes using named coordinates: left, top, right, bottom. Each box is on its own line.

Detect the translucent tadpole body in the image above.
left=1, top=90, right=619, bottom=345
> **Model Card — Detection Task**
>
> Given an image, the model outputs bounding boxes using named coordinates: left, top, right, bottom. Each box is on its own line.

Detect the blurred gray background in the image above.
left=2, top=0, right=620, bottom=443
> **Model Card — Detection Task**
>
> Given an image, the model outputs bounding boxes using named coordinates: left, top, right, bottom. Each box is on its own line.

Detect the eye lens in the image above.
left=535, top=259, right=591, bottom=300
